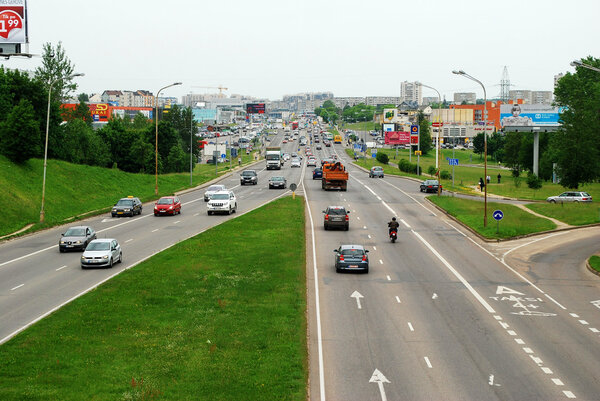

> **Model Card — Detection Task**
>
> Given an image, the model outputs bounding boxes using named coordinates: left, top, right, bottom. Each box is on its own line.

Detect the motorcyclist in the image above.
left=388, top=217, right=400, bottom=235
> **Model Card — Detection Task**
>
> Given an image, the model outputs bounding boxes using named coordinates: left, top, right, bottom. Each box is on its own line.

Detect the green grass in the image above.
left=526, top=202, right=600, bottom=226
left=427, top=196, right=556, bottom=239
left=589, top=255, right=600, bottom=273
left=0, top=152, right=260, bottom=238
left=0, top=196, right=307, bottom=401
left=343, top=122, right=378, bottom=131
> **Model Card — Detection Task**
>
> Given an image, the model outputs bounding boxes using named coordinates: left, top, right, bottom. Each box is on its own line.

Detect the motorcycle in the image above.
left=389, top=229, right=397, bottom=243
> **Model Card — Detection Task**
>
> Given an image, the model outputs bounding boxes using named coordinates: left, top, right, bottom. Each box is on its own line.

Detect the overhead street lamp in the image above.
left=155, top=82, right=182, bottom=195
left=570, top=59, right=600, bottom=73
left=40, top=72, right=85, bottom=223
left=452, top=70, right=488, bottom=227
left=418, top=82, right=442, bottom=196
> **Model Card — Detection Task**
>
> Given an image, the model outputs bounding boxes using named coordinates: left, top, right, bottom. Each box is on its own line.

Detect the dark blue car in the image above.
left=313, top=168, right=323, bottom=180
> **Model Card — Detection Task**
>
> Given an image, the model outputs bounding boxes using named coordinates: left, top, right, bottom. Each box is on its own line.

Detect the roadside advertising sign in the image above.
left=384, top=131, right=410, bottom=145
left=432, top=122, right=443, bottom=127
left=383, top=123, right=395, bottom=132
left=410, top=124, right=419, bottom=144
left=382, top=109, right=398, bottom=123
left=500, top=104, right=563, bottom=128
left=0, top=0, right=27, bottom=44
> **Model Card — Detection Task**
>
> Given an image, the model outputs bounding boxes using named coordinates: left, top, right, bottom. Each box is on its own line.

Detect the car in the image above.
left=316, top=144, right=322, bottom=150
left=240, top=170, right=258, bottom=185
left=154, top=196, right=181, bottom=216
left=282, top=139, right=288, bottom=144
left=420, top=180, right=442, bottom=193
left=81, top=238, right=122, bottom=269
left=307, top=157, right=317, bottom=167
left=323, top=206, right=350, bottom=230
left=325, top=141, right=331, bottom=147
left=321, top=158, right=334, bottom=167
left=291, top=158, right=301, bottom=168
left=204, top=184, right=227, bottom=201
left=111, top=196, right=142, bottom=217
left=333, top=245, right=369, bottom=273
left=282, top=153, right=290, bottom=161
left=269, top=176, right=287, bottom=189
left=207, top=190, right=237, bottom=215
left=369, top=166, right=384, bottom=178
left=546, top=192, right=593, bottom=203
left=315, top=138, right=320, bottom=143
left=313, top=168, right=323, bottom=180
left=59, top=225, right=97, bottom=252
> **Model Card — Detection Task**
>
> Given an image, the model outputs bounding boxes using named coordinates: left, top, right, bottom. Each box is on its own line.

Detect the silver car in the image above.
left=369, top=166, right=384, bottom=178
left=546, top=192, right=593, bottom=203
left=204, top=184, right=227, bottom=201
left=81, top=239, right=122, bottom=269
left=290, top=158, right=301, bottom=168
left=59, top=225, right=97, bottom=252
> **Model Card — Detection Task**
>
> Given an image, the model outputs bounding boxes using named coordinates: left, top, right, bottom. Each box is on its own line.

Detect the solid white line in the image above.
left=401, top=219, right=410, bottom=228
left=408, top=322, right=414, bottom=331
left=55, top=265, right=67, bottom=271
left=125, top=239, right=133, bottom=243
left=152, top=229, right=159, bottom=233
left=501, top=231, right=568, bottom=261
left=379, top=179, right=437, bottom=215
left=10, top=284, right=24, bottom=291
left=396, top=296, right=401, bottom=303
left=424, top=357, right=432, bottom=368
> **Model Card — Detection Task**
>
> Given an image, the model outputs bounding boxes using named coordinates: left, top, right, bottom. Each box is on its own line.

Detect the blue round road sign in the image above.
left=493, top=210, right=504, bottom=221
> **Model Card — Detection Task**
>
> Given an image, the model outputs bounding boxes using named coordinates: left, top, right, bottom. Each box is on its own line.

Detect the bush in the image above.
left=440, top=170, right=452, bottom=180
left=511, top=168, right=520, bottom=178
left=376, top=152, right=389, bottom=164
left=398, top=159, right=419, bottom=175
left=527, top=172, right=543, bottom=189
left=427, top=165, right=437, bottom=176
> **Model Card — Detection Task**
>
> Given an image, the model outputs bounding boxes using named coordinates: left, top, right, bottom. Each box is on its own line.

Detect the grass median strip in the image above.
left=526, top=202, right=600, bottom=226
left=427, top=196, right=556, bottom=239
left=0, top=196, right=307, bottom=401
left=590, top=255, right=600, bottom=273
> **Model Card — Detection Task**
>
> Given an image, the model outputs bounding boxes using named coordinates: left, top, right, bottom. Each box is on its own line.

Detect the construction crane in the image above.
left=192, top=85, right=229, bottom=95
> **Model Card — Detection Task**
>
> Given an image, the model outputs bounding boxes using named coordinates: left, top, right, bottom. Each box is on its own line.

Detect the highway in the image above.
left=2, top=126, right=600, bottom=400
left=305, top=137, right=600, bottom=400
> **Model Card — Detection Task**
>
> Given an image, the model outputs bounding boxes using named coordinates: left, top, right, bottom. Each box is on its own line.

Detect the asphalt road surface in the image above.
left=305, top=138, right=600, bottom=400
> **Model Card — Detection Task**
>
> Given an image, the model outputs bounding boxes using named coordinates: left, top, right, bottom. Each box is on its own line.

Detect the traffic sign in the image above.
left=448, top=158, right=459, bottom=166
left=221, top=153, right=226, bottom=159
left=289, top=183, right=297, bottom=191
left=414, top=150, right=422, bottom=156
left=410, top=125, right=419, bottom=134
left=493, top=210, right=504, bottom=221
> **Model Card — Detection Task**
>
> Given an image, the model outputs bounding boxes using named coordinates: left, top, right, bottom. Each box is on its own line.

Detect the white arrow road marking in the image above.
left=369, top=369, right=390, bottom=401
left=101, top=218, right=112, bottom=223
left=351, top=291, right=364, bottom=309
left=496, top=286, right=525, bottom=295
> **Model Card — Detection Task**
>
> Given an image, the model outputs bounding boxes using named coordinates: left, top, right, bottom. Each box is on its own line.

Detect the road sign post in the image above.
left=493, top=210, right=504, bottom=234
left=411, top=125, right=420, bottom=175
left=448, top=158, right=459, bottom=186
left=290, top=183, right=297, bottom=199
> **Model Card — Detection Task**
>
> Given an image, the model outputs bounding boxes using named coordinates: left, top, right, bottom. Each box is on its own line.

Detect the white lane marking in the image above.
left=368, top=235, right=372, bottom=239
left=408, top=322, right=414, bottom=331
left=395, top=296, right=401, bottom=303
left=174, top=221, right=181, bottom=224
left=56, top=265, right=67, bottom=271
left=590, top=328, right=600, bottom=333
left=494, top=315, right=503, bottom=320
left=357, top=216, right=361, bottom=220
left=578, top=320, right=588, bottom=325
left=373, top=246, right=377, bottom=251
left=351, top=291, right=364, bottom=310
left=10, top=284, right=24, bottom=291
left=363, top=226, right=367, bottom=230
left=376, top=196, right=382, bottom=201
left=401, top=219, right=410, bottom=228
left=552, top=378, right=564, bottom=386
left=379, top=259, right=383, bottom=265
left=343, top=198, right=347, bottom=201
left=499, top=321, right=509, bottom=329
left=424, top=357, right=432, bottom=368
left=432, top=293, right=438, bottom=299
left=523, top=347, right=534, bottom=354
left=125, top=239, right=133, bottom=243
left=531, top=356, right=543, bottom=365
left=515, top=339, right=525, bottom=345
left=501, top=231, right=568, bottom=262
left=386, top=275, right=391, bottom=281
left=570, top=313, right=579, bottom=318
left=563, top=391, right=576, bottom=398
left=378, top=178, right=437, bottom=216
left=507, top=330, right=517, bottom=336
left=152, top=229, right=159, bottom=233
left=542, top=367, right=553, bottom=374
left=193, top=213, right=199, bottom=216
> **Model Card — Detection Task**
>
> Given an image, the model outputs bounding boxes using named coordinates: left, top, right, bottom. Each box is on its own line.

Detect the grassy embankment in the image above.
left=0, top=196, right=307, bottom=401
left=427, top=196, right=556, bottom=239
left=0, top=151, right=259, bottom=238
left=589, top=255, right=600, bottom=273
left=343, top=122, right=379, bottom=131
left=526, top=202, right=600, bottom=226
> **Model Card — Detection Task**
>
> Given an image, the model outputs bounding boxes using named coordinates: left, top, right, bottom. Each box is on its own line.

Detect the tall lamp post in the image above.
left=418, top=83, right=442, bottom=196
left=40, top=72, right=85, bottom=223
left=155, top=82, right=182, bottom=195
left=452, top=70, right=488, bottom=227
left=570, top=59, right=600, bottom=73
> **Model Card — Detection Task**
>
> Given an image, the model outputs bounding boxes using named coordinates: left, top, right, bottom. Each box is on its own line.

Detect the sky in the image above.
left=2, top=0, right=599, bottom=102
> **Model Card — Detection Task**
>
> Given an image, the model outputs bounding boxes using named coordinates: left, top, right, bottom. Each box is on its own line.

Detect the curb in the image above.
left=586, top=256, right=600, bottom=278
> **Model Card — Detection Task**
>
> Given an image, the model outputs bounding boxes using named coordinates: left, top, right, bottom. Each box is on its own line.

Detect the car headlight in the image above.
left=60, top=240, right=65, bottom=244
left=124, top=208, right=130, bottom=212
left=81, top=255, right=85, bottom=260
left=112, top=208, right=117, bottom=211
left=168, top=206, right=173, bottom=209
left=102, top=255, right=109, bottom=259
left=75, top=241, right=81, bottom=244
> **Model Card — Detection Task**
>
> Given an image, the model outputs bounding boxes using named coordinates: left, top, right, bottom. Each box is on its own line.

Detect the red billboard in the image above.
left=384, top=131, right=410, bottom=145
left=0, top=1, right=27, bottom=44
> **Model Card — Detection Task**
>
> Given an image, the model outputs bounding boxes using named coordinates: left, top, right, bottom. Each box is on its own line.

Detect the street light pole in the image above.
left=453, top=70, right=488, bottom=227
left=155, top=82, right=182, bottom=195
left=570, top=60, right=600, bottom=73
left=190, top=106, right=193, bottom=187
left=40, top=72, right=85, bottom=223
left=418, top=83, right=442, bottom=196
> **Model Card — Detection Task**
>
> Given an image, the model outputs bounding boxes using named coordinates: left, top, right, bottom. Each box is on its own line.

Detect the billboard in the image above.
left=0, top=0, right=27, bottom=44
left=500, top=104, right=562, bottom=128
left=246, top=103, right=265, bottom=114
left=383, top=108, right=397, bottom=123
left=383, top=123, right=395, bottom=132
left=384, top=131, right=410, bottom=145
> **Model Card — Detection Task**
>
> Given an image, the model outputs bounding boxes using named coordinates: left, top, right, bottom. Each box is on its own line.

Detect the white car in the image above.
left=290, top=158, right=302, bottom=168
left=307, top=157, right=317, bottom=167
left=204, top=184, right=227, bottom=202
left=207, top=190, right=238, bottom=215
left=81, top=239, right=122, bottom=269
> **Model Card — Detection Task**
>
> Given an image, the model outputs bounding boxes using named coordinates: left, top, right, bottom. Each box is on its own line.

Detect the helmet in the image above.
left=392, top=217, right=397, bottom=221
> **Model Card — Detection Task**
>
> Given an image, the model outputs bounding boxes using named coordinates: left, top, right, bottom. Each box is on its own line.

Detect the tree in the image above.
left=165, top=145, right=187, bottom=173
left=35, top=42, right=77, bottom=101
left=0, top=99, right=41, bottom=163
left=551, top=56, right=600, bottom=189
left=78, top=93, right=89, bottom=102
left=417, top=111, right=432, bottom=155
left=472, top=133, right=485, bottom=158
left=503, top=132, right=522, bottom=173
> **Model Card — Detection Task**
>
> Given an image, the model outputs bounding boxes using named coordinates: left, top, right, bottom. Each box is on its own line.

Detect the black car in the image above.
left=111, top=196, right=143, bottom=217
left=240, top=170, right=258, bottom=185
left=268, top=176, right=287, bottom=189
left=420, top=180, right=442, bottom=193
left=59, top=225, right=97, bottom=252
left=323, top=206, right=350, bottom=230
left=334, top=245, right=369, bottom=273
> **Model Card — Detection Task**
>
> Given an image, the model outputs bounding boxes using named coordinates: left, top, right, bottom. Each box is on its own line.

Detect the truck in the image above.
left=291, top=121, right=299, bottom=130
left=322, top=161, right=348, bottom=191
left=265, top=147, right=282, bottom=170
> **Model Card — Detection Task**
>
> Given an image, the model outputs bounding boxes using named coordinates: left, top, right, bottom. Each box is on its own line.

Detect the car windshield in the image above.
left=87, top=242, right=110, bottom=251
left=157, top=198, right=174, bottom=205
left=116, top=199, right=133, bottom=206
left=425, top=180, right=438, bottom=185
left=271, top=177, right=284, bottom=181
left=582, top=192, right=591, bottom=197
left=242, top=171, right=256, bottom=176
left=373, top=167, right=383, bottom=171
left=328, top=208, right=346, bottom=215
left=207, top=185, right=223, bottom=192
left=266, top=154, right=280, bottom=160
left=64, top=228, right=85, bottom=236
left=212, top=194, right=230, bottom=200
left=341, top=249, right=364, bottom=257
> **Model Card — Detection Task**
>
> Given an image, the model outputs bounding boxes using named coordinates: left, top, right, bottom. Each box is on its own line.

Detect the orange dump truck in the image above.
left=322, top=161, right=348, bottom=191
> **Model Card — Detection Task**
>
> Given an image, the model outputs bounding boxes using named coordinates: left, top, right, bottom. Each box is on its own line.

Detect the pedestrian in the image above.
left=497, top=173, right=501, bottom=184
left=238, top=157, right=241, bottom=166
left=479, top=177, right=485, bottom=191
left=486, top=175, right=491, bottom=184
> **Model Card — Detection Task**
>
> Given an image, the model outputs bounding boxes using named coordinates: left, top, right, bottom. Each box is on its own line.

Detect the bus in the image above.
left=334, top=134, right=342, bottom=144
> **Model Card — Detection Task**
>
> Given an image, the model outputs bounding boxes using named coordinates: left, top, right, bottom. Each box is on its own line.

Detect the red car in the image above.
left=154, top=196, right=181, bottom=216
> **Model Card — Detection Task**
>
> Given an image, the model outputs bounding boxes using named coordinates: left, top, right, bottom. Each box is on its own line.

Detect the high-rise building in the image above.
left=400, top=81, right=422, bottom=105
